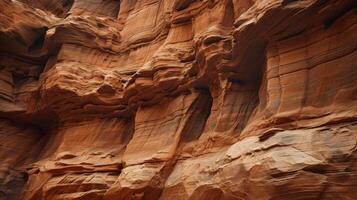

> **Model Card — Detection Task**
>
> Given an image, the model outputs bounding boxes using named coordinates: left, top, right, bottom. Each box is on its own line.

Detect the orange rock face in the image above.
left=0, top=0, right=356, bottom=199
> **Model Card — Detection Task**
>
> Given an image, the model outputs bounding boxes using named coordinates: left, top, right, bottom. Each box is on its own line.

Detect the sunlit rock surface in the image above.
left=0, top=0, right=356, bottom=199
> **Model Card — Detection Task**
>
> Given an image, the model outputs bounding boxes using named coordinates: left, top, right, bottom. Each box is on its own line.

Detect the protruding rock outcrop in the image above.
left=0, top=0, right=356, bottom=199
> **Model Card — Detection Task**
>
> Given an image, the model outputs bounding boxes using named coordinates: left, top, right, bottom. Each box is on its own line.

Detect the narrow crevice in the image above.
left=120, top=117, right=135, bottom=145
left=60, top=0, right=74, bottom=17
left=62, top=0, right=74, bottom=10
left=324, top=3, right=354, bottom=29
left=302, top=164, right=329, bottom=174
left=270, top=171, right=297, bottom=178
left=114, top=163, right=124, bottom=176
left=281, top=0, right=300, bottom=6
left=11, top=72, right=27, bottom=86
left=174, top=0, right=193, bottom=11
left=113, top=1, right=121, bottom=18
left=233, top=80, right=264, bottom=134
left=180, top=90, right=213, bottom=142
left=28, top=27, right=47, bottom=52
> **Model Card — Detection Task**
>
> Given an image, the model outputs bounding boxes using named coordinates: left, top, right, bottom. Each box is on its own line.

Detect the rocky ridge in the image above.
left=0, top=0, right=356, bottom=199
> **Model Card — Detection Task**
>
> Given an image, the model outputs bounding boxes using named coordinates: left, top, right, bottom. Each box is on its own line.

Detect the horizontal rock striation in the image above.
left=0, top=0, right=356, bottom=199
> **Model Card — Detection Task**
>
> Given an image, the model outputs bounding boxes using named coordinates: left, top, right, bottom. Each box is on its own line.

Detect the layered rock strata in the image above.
left=0, top=0, right=356, bottom=199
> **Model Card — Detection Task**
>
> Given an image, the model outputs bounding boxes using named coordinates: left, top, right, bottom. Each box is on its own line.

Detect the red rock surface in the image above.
left=0, top=0, right=356, bottom=199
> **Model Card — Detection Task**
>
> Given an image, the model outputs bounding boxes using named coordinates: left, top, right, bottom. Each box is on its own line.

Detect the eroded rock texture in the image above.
left=0, top=0, right=356, bottom=199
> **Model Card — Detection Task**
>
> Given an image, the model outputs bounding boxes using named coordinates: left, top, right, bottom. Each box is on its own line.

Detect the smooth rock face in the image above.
left=0, top=0, right=356, bottom=199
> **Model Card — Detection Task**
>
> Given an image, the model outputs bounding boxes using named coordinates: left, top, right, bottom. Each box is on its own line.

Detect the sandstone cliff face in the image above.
left=0, top=0, right=356, bottom=199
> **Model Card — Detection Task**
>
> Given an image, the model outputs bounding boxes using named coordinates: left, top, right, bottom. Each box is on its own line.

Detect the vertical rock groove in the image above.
left=180, top=90, right=213, bottom=142
left=0, top=0, right=356, bottom=199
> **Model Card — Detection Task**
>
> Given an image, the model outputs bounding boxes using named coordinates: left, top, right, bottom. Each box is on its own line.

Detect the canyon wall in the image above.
left=0, top=0, right=356, bottom=199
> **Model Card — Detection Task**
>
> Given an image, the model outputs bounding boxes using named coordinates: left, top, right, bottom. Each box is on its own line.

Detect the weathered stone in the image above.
left=0, top=0, right=356, bottom=199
